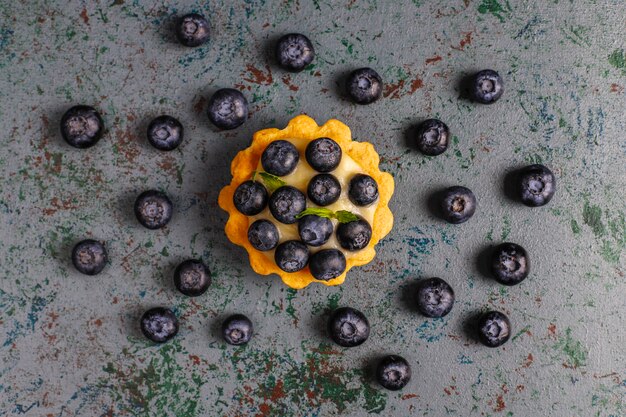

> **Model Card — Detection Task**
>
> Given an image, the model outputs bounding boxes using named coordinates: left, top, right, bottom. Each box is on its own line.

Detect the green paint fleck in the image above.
left=511, top=324, right=530, bottom=341
left=160, top=247, right=169, bottom=256
left=582, top=201, right=605, bottom=237
left=570, top=219, right=581, bottom=235
left=608, top=49, right=626, bottom=74
left=285, top=288, right=298, bottom=324
left=501, top=215, right=511, bottom=240
left=553, top=327, right=587, bottom=368
left=485, top=229, right=493, bottom=241
left=477, top=0, right=511, bottom=22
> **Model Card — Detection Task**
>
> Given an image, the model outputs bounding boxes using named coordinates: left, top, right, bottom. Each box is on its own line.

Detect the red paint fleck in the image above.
left=548, top=323, right=557, bottom=336
left=409, top=76, right=424, bottom=93
left=401, top=393, right=418, bottom=400
left=383, top=79, right=406, bottom=99
left=320, top=87, right=329, bottom=93
left=114, top=126, right=140, bottom=164
left=243, top=64, right=273, bottom=86
left=80, top=8, right=89, bottom=25
left=112, top=296, right=118, bottom=304
left=516, top=384, right=525, bottom=393
left=189, top=355, right=200, bottom=365
left=269, top=380, right=285, bottom=402
left=93, top=319, right=102, bottom=327
left=610, top=83, right=623, bottom=93
left=425, top=55, right=442, bottom=64
left=521, top=353, right=534, bottom=368
left=451, top=32, right=473, bottom=51
left=262, top=22, right=270, bottom=28
left=281, top=75, right=299, bottom=92
left=193, top=96, right=207, bottom=114
left=494, top=394, right=506, bottom=411
left=257, top=403, right=271, bottom=417
left=157, top=156, right=179, bottom=179
left=310, top=346, right=342, bottom=355
left=313, top=71, right=321, bottom=77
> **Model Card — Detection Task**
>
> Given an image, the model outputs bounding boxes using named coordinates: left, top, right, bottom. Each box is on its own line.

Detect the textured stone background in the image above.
left=0, top=0, right=625, bottom=416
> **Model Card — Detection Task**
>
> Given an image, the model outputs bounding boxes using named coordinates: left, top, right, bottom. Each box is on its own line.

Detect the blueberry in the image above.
left=248, top=219, right=280, bottom=251
left=415, top=119, right=450, bottom=156
left=147, top=115, right=183, bottom=151
left=261, top=140, right=300, bottom=176
left=140, top=307, right=178, bottom=343
left=477, top=310, right=511, bottom=347
left=327, top=307, right=370, bottom=347
left=472, top=69, right=504, bottom=104
left=222, top=314, right=253, bottom=345
left=336, top=218, right=372, bottom=251
left=376, top=355, right=411, bottom=391
left=274, top=240, right=309, bottom=272
left=307, top=174, right=341, bottom=206
left=346, top=68, right=383, bottom=104
left=491, top=243, right=529, bottom=286
left=309, top=249, right=346, bottom=281
left=60, top=105, right=104, bottom=149
left=305, top=138, right=342, bottom=172
left=176, top=13, right=210, bottom=47
left=174, top=260, right=211, bottom=297
left=298, top=215, right=333, bottom=247
left=348, top=174, right=379, bottom=206
left=71, top=239, right=107, bottom=275
left=233, top=180, right=268, bottom=216
left=275, top=33, right=315, bottom=72
left=207, top=88, right=248, bottom=130
left=269, top=186, right=306, bottom=224
left=517, top=164, right=556, bottom=207
left=440, top=186, right=477, bottom=224
left=415, top=277, right=455, bottom=318
left=134, top=190, right=173, bottom=229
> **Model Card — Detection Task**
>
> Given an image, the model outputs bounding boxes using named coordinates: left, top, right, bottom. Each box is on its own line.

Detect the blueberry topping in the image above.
left=415, top=119, right=450, bottom=156
left=305, top=138, right=342, bottom=172
left=415, top=277, right=455, bottom=318
left=275, top=33, right=315, bottom=72
left=261, top=140, right=300, bottom=176
left=298, top=215, right=333, bottom=247
left=60, top=105, right=104, bottom=149
left=346, top=68, right=383, bottom=104
left=147, top=115, right=184, bottom=151
left=376, top=355, right=411, bottom=391
left=233, top=180, right=268, bottom=215
left=472, top=69, right=504, bottom=104
left=491, top=243, right=529, bottom=286
left=207, top=88, right=248, bottom=130
left=269, top=186, right=306, bottom=224
left=307, top=174, right=341, bottom=206
left=336, top=218, right=372, bottom=251
left=517, top=164, right=556, bottom=207
left=327, top=307, right=370, bottom=347
left=71, top=239, right=107, bottom=275
left=174, top=260, right=211, bottom=297
left=140, top=307, right=178, bottom=343
left=477, top=310, right=511, bottom=347
left=348, top=174, right=379, bottom=206
left=309, top=249, right=346, bottom=281
left=222, top=314, right=253, bottom=345
left=274, top=240, right=309, bottom=272
left=440, top=186, right=477, bottom=224
left=248, top=219, right=280, bottom=251
left=176, top=13, right=210, bottom=47
left=134, top=190, right=173, bottom=229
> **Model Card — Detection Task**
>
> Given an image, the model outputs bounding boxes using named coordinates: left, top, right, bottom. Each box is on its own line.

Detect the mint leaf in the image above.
left=334, top=210, right=359, bottom=223
left=295, top=207, right=335, bottom=220
left=257, top=171, right=286, bottom=193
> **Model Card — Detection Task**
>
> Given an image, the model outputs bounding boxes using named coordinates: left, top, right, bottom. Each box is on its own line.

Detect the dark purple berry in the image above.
left=346, top=68, right=383, bottom=104
left=174, top=260, right=211, bottom=297
left=248, top=219, right=280, bottom=251
left=336, top=218, right=372, bottom=251
left=71, top=239, right=107, bottom=275
left=147, top=115, right=183, bottom=151
left=60, top=105, right=104, bottom=149
left=415, top=119, right=449, bottom=156
left=275, top=33, right=315, bottom=72
left=491, top=243, right=529, bottom=286
left=176, top=13, right=210, bottom=47
left=518, top=164, right=556, bottom=207
left=477, top=310, right=511, bottom=347
left=348, top=174, right=378, bottom=206
left=261, top=140, right=299, bottom=176
left=309, top=249, right=346, bottom=281
left=327, top=307, right=370, bottom=347
left=233, top=180, right=268, bottom=216
left=274, top=240, right=309, bottom=272
left=472, top=69, right=504, bottom=104
left=440, top=186, right=476, bottom=224
left=141, top=307, right=178, bottom=343
left=134, top=190, right=173, bottom=229
left=376, top=355, right=411, bottom=391
left=207, top=88, right=248, bottom=130
left=305, top=138, right=342, bottom=172
left=307, top=174, right=341, bottom=206
left=298, top=215, right=333, bottom=247
left=222, top=314, right=253, bottom=345
left=415, top=277, right=455, bottom=318
left=269, top=186, right=306, bottom=224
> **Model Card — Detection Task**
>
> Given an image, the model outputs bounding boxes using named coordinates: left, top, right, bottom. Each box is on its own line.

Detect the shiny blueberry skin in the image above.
left=275, top=33, right=315, bottom=72
left=147, top=115, right=183, bottom=151
left=71, top=239, right=107, bottom=275
left=261, top=140, right=300, bottom=176
left=346, top=68, right=383, bottom=104
left=415, top=119, right=450, bottom=156
left=415, top=277, right=455, bottom=318
left=248, top=219, right=280, bottom=251
left=472, top=69, right=504, bottom=104
left=134, top=190, right=173, bottom=229
left=207, top=88, right=248, bottom=130
left=174, top=260, right=211, bottom=297
left=222, top=314, right=253, bottom=345
left=518, top=164, right=556, bottom=207
left=348, top=174, right=379, bottom=206
left=491, top=243, right=529, bottom=286
left=327, top=307, right=370, bottom=347
left=298, top=215, right=333, bottom=247
left=60, top=105, right=104, bottom=149
left=477, top=310, right=511, bottom=347
left=307, top=174, right=341, bottom=206
left=336, top=218, right=372, bottom=251
left=309, top=249, right=346, bottom=281
left=305, top=138, right=342, bottom=172
left=441, top=186, right=477, bottom=224
left=274, top=240, right=309, bottom=273
left=233, top=180, right=268, bottom=216
left=141, top=307, right=179, bottom=343
left=269, top=186, right=306, bottom=224
left=376, top=355, right=411, bottom=391
left=176, top=13, right=210, bottom=47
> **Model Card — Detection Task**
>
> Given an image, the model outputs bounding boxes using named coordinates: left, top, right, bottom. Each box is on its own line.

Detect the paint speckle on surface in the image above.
left=477, top=0, right=511, bottom=22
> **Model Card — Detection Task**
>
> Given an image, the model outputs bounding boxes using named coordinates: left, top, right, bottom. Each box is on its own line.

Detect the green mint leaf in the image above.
left=334, top=210, right=359, bottom=223
left=295, top=207, right=335, bottom=220
left=251, top=170, right=257, bottom=181
left=258, top=171, right=286, bottom=193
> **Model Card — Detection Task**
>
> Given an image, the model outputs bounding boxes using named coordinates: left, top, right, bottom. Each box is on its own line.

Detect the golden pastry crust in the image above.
left=218, top=115, right=394, bottom=289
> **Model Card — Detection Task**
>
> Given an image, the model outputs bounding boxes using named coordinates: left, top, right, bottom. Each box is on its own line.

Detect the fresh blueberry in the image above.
left=269, top=186, right=306, bottom=224
left=207, top=88, right=248, bottom=130
left=140, top=307, right=178, bottom=343
left=261, top=140, right=300, bottom=176
left=327, top=307, right=370, bottom=347
left=222, top=314, right=254, bottom=345
left=233, top=180, right=268, bottom=216
left=147, top=115, right=183, bottom=151
left=275, top=33, right=315, bottom=72
left=415, top=119, right=450, bottom=156
left=346, top=68, right=383, bottom=104
left=71, top=239, right=107, bottom=275
left=307, top=174, right=341, bottom=206
left=305, top=138, right=342, bottom=172
left=517, top=164, right=556, bottom=207
left=336, top=218, right=372, bottom=251
left=60, top=105, right=104, bottom=149
left=298, top=215, right=333, bottom=246
left=274, top=240, right=309, bottom=272
left=440, top=186, right=477, bottom=224
left=309, top=249, right=346, bottom=281
left=348, top=174, right=379, bottom=206
left=248, top=219, right=280, bottom=251
left=134, top=190, right=173, bottom=229
left=174, top=260, right=211, bottom=297
left=477, top=310, right=511, bottom=347
left=415, top=277, right=455, bottom=318
left=176, top=13, right=210, bottom=47
left=376, top=355, right=411, bottom=391
left=472, top=69, right=504, bottom=104
left=491, top=243, right=529, bottom=286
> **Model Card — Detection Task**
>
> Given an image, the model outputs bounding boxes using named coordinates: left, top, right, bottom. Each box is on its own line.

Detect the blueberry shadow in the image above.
left=426, top=188, right=448, bottom=221
left=124, top=304, right=150, bottom=340
left=502, top=168, right=521, bottom=203
left=333, top=70, right=352, bottom=102
left=209, top=315, right=226, bottom=342
left=265, top=34, right=283, bottom=70
left=314, top=309, right=331, bottom=339
left=159, top=13, right=181, bottom=45
left=400, top=280, right=420, bottom=313
left=403, top=122, right=419, bottom=151
left=475, top=244, right=494, bottom=281
left=462, top=311, right=484, bottom=343
left=456, top=72, right=476, bottom=102
left=363, top=354, right=387, bottom=386
left=117, top=190, right=140, bottom=228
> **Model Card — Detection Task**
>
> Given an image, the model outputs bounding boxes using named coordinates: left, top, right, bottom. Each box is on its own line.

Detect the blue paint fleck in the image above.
left=0, top=27, right=14, bottom=51
left=458, top=354, right=473, bottom=364
left=415, top=317, right=447, bottom=342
